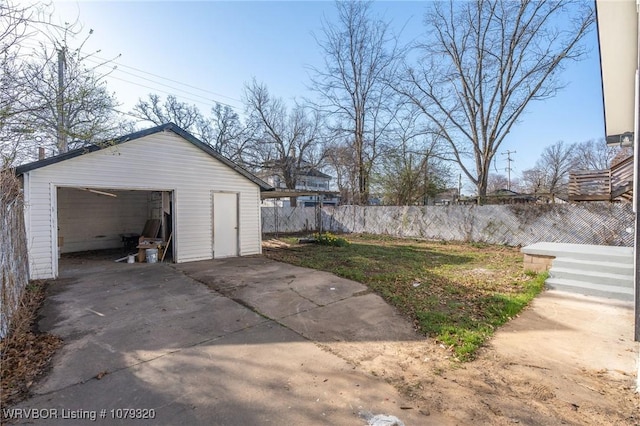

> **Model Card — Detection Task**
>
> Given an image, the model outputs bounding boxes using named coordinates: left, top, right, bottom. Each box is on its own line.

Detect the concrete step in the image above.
left=552, top=258, right=634, bottom=276
left=545, top=277, right=634, bottom=301
left=523, top=242, right=635, bottom=301
left=523, top=242, right=633, bottom=264
left=549, top=267, right=633, bottom=289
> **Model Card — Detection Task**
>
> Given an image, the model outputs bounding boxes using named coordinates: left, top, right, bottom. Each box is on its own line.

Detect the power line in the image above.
left=91, top=62, right=213, bottom=102
left=84, top=55, right=242, bottom=103
left=20, top=40, right=243, bottom=110
left=106, top=74, right=239, bottom=111
left=81, top=58, right=242, bottom=110
left=83, top=57, right=243, bottom=109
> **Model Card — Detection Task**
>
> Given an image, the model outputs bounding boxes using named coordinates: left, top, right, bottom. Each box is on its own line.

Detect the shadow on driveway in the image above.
left=10, top=256, right=440, bottom=425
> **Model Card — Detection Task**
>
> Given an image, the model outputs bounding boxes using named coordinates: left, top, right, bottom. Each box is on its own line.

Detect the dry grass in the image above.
left=0, top=281, right=62, bottom=407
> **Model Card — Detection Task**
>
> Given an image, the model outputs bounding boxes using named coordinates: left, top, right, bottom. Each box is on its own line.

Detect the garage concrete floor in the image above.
left=11, top=255, right=436, bottom=425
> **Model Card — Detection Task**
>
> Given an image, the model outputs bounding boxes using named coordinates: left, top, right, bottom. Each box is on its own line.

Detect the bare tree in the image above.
left=379, top=150, right=450, bottom=206
left=243, top=80, right=324, bottom=205
left=133, top=94, right=203, bottom=130
left=572, top=139, right=632, bottom=171
left=396, top=0, right=594, bottom=203
left=133, top=95, right=250, bottom=163
left=523, top=140, right=575, bottom=195
left=0, top=1, right=63, bottom=165
left=521, top=167, right=547, bottom=194
left=17, top=25, right=121, bottom=155
left=0, top=1, right=33, bottom=166
left=310, top=0, right=400, bottom=205
left=486, top=174, right=511, bottom=194
left=198, top=103, right=250, bottom=164
left=1, top=3, right=122, bottom=163
left=378, top=107, right=450, bottom=205
left=324, top=141, right=358, bottom=205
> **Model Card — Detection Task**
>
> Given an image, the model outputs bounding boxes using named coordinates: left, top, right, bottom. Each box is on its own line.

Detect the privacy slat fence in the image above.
left=262, top=203, right=634, bottom=247
left=568, top=170, right=611, bottom=201
left=569, top=155, right=634, bottom=202
left=1, top=171, right=29, bottom=339
left=610, top=156, right=634, bottom=201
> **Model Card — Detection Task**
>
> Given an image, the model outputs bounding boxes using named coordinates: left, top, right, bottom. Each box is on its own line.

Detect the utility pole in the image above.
left=57, top=48, right=66, bottom=153
left=501, top=150, right=516, bottom=191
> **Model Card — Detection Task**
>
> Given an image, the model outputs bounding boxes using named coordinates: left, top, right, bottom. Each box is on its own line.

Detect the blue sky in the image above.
left=46, top=1, right=604, bottom=190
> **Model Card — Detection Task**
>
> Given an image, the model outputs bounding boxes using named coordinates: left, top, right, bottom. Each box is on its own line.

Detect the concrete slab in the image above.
left=16, top=321, right=429, bottom=425
left=280, top=293, right=417, bottom=342
left=175, top=256, right=640, bottom=425
left=10, top=256, right=439, bottom=425
left=176, top=257, right=418, bottom=343
left=33, top=260, right=267, bottom=395
left=177, top=257, right=369, bottom=311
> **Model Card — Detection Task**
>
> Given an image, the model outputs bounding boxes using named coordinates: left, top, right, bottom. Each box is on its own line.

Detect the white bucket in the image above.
left=127, top=254, right=135, bottom=264
left=146, top=248, right=158, bottom=263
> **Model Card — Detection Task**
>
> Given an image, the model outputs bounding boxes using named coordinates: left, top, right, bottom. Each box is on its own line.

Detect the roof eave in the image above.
left=14, top=123, right=273, bottom=191
left=595, top=0, right=638, bottom=145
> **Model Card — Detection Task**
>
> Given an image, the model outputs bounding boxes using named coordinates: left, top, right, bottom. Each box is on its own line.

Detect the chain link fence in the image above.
left=1, top=171, right=29, bottom=338
left=262, top=203, right=634, bottom=247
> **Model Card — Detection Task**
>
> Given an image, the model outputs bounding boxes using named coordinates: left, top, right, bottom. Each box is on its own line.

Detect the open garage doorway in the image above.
left=55, top=187, right=174, bottom=264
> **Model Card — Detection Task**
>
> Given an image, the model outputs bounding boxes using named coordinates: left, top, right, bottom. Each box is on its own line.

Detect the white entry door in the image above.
left=213, top=192, right=238, bottom=258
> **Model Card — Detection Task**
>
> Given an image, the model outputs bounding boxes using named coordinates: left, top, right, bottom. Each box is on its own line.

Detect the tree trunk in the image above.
left=477, top=184, right=487, bottom=205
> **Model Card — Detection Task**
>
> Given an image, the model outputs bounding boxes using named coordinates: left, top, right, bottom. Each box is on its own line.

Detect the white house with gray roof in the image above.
left=15, top=123, right=271, bottom=279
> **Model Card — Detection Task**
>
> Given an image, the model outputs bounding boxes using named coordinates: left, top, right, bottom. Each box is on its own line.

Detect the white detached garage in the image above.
left=15, top=123, right=272, bottom=279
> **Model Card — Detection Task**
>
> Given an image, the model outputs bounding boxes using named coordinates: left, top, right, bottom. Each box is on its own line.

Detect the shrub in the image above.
left=313, top=232, right=349, bottom=247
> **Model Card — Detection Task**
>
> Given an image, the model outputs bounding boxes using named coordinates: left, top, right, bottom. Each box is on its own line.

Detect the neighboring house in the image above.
left=595, top=0, right=640, bottom=360
left=459, top=189, right=536, bottom=205
left=15, top=123, right=271, bottom=279
left=259, top=162, right=339, bottom=207
left=488, top=189, right=537, bottom=204
left=434, top=188, right=460, bottom=206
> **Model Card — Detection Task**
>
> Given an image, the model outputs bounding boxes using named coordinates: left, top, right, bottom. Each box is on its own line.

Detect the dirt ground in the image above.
left=320, top=291, right=639, bottom=425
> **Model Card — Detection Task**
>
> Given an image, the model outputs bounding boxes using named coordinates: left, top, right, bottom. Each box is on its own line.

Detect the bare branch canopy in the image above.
left=395, top=0, right=594, bottom=202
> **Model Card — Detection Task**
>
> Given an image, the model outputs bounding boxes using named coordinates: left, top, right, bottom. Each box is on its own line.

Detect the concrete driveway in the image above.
left=10, top=255, right=435, bottom=425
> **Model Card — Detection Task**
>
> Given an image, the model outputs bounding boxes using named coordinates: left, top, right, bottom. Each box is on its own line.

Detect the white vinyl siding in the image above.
left=23, top=131, right=262, bottom=279
left=239, top=191, right=262, bottom=255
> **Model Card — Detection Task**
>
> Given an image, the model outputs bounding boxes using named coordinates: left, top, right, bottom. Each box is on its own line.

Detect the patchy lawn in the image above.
left=264, top=233, right=546, bottom=361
